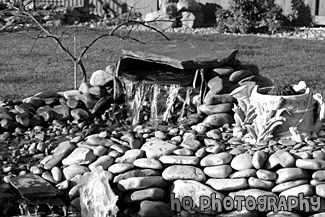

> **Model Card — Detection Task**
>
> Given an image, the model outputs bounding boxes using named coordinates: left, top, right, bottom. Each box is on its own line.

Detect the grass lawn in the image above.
left=0, top=27, right=325, bottom=100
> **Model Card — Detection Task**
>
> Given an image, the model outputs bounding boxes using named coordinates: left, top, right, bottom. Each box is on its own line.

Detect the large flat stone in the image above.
left=119, top=41, right=238, bottom=70
left=9, top=174, right=59, bottom=199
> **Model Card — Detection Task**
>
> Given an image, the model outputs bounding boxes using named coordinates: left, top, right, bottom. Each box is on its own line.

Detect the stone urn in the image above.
left=249, top=85, right=323, bottom=139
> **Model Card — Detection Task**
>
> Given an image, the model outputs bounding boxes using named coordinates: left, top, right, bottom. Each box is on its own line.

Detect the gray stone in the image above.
left=138, top=200, right=172, bottom=217
left=113, top=169, right=161, bottom=183
left=62, top=147, right=96, bottom=166
left=89, top=86, right=107, bottom=98
left=88, top=155, right=114, bottom=171
left=216, top=209, right=258, bottom=217
left=229, top=70, right=253, bottom=83
left=265, top=150, right=296, bottom=169
left=141, top=140, right=177, bottom=159
left=171, top=180, right=224, bottom=215
left=266, top=211, right=302, bottom=217
left=213, top=67, right=234, bottom=77
left=206, top=178, right=248, bottom=191
left=308, top=212, right=325, bottom=217
left=203, top=113, right=234, bottom=128
left=117, top=176, right=167, bottom=192
left=248, top=177, right=274, bottom=190
left=276, top=168, right=309, bottom=184
left=292, top=152, right=311, bottom=159
left=162, top=165, right=206, bottom=182
left=229, top=169, right=257, bottom=179
left=108, top=163, right=134, bottom=174
left=75, top=93, right=97, bottom=109
left=123, top=188, right=166, bottom=203
left=90, top=69, right=114, bottom=86
left=203, top=165, right=232, bottom=178
left=93, top=145, right=108, bottom=156
left=280, top=184, right=313, bottom=197
left=312, top=170, right=325, bottom=180
left=272, top=179, right=309, bottom=193
left=71, top=108, right=89, bottom=121
left=295, top=159, right=325, bottom=170
left=115, top=149, right=144, bottom=164
left=278, top=139, right=296, bottom=146
left=256, top=169, right=277, bottom=181
left=252, top=150, right=269, bottom=169
left=316, top=184, right=325, bottom=197
left=229, top=189, right=277, bottom=200
left=159, top=155, right=200, bottom=165
left=310, top=179, right=325, bottom=186
left=200, top=152, right=232, bottom=167
left=52, top=105, right=70, bottom=121
left=313, top=150, right=325, bottom=160
left=63, top=164, right=90, bottom=180
left=133, top=158, right=163, bottom=170
left=180, top=139, right=201, bottom=151
left=203, top=92, right=235, bottom=105
left=230, top=153, right=253, bottom=171
left=173, top=148, right=194, bottom=156
left=208, top=76, right=223, bottom=94
left=199, top=103, right=233, bottom=115
left=195, top=147, right=207, bottom=158
left=205, top=144, right=224, bottom=153
left=9, top=174, right=58, bottom=199
left=44, top=141, right=75, bottom=170
left=66, top=97, right=79, bottom=109
left=15, top=112, right=30, bottom=127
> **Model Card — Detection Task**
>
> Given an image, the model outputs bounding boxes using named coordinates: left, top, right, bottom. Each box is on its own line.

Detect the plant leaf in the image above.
left=245, top=124, right=258, bottom=140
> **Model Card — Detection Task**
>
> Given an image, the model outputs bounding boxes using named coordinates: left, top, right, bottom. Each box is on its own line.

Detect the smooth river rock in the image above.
left=63, top=164, right=90, bottom=180
left=276, top=168, right=309, bottom=184
left=44, top=141, right=75, bottom=170
left=252, top=151, right=269, bottom=169
left=171, top=180, right=225, bottom=215
left=203, top=113, right=234, bottom=128
left=203, top=165, right=232, bottom=178
left=206, top=178, right=248, bottom=191
left=265, top=150, right=296, bottom=170
left=256, top=169, right=277, bottom=181
left=200, top=152, right=232, bottom=167
left=295, top=159, right=325, bottom=170
left=312, top=170, right=325, bottom=181
left=113, top=169, right=161, bottom=183
left=279, top=184, right=314, bottom=197
left=123, top=187, right=166, bottom=203
left=117, top=176, right=167, bottom=192
left=141, top=140, right=178, bottom=159
left=133, top=158, right=163, bottom=170
left=162, top=165, right=206, bottom=182
left=271, top=179, right=309, bottom=193
left=159, top=155, right=200, bottom=165
left=230, top=153, right=253, bottom=171
left=62, top=147, right=96, bottom=166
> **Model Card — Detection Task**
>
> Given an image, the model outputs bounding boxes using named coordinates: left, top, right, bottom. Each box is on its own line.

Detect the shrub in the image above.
left=215, top=0, right=284, bottom=34
left=284, top=0, right=313, bottom=27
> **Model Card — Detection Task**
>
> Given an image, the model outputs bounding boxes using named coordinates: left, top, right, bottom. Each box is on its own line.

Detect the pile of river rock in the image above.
left=1, top=63, right=325, bottom=217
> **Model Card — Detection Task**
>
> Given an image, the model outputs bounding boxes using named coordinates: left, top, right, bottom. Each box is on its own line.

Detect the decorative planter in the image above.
left=249, top=86, right=317, bottom=138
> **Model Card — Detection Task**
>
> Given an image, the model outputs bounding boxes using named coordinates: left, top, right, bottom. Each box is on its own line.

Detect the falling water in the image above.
left=123, top=77, right=183, bottom=126
left=18, top=198, right=31, bottom=216
left=150, top=83, right=159, bottom=126
left=162, top=84, right=181, bottom=122
left=180, top=87, right=193, bottom=120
